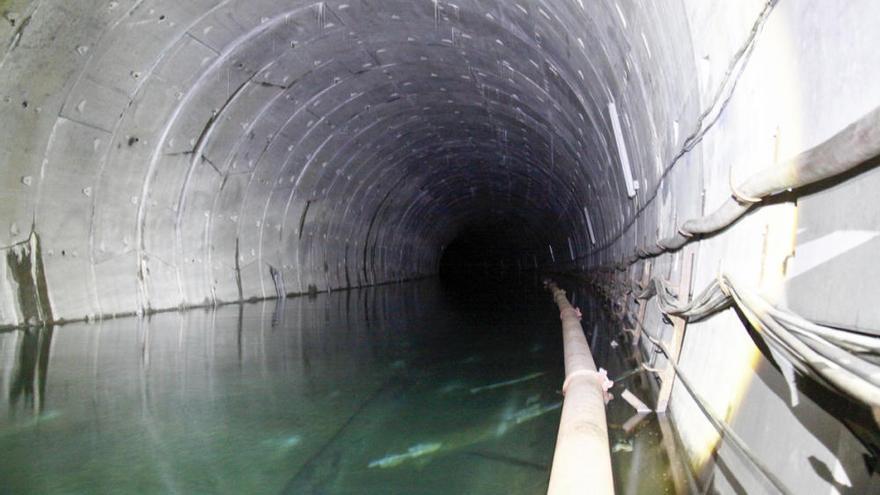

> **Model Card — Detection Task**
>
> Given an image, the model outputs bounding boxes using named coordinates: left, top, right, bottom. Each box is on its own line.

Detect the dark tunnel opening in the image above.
left=438, top=219, right=545, bottom=288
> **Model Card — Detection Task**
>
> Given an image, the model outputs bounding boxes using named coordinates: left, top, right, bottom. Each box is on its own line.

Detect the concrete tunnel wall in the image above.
left=3, top=0, right=880, bottom=493
left=0, top=0, right=696, bottom=324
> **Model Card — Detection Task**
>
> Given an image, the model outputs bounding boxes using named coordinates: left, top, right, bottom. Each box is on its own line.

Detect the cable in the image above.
left=582, top=0, right=780, bottom=260
left=632, top=273, right=880, bottom=413
left=576, top=267, right=879, bottom=491
left=614, top=104, right=880, bottom=270
left=644, top=334, right=793, bottom=495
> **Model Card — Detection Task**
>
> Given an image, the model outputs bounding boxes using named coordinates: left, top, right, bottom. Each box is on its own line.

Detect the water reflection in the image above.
left=4, top=325, right=53, bottom=417
left=0, top=280, right=565, bottom=494
left=0, top=279, right=695, bottom=494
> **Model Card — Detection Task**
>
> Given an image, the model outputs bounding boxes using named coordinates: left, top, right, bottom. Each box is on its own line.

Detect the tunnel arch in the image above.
left=2, top=0, right=696, bottom=322
left=4, top=2, right=880, bottom=493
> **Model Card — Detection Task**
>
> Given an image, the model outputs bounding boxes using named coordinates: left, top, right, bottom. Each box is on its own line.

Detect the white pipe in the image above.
left=621, top=388, right=652, bottom=414
left=545, top=280, right=615, bottom=495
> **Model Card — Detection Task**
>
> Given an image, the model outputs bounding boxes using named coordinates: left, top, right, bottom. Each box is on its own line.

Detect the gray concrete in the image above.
left=0, top=0, right=696, bottom=323
left=1, top=0, right=879, bottom=493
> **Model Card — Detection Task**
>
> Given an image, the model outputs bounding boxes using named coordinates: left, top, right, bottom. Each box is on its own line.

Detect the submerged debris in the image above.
left=495, top=400, right=562, bottom=437
left=368, top=442, right=443, bottom=468
left=437, top=381, right=465, bottom=394
left=505, top=401, right=562, bottom=426
left=469, top=371, right=545, bottom=394
left=612, top=439, right=633, bottom=453
left=262, top=434, right=302, bottom=450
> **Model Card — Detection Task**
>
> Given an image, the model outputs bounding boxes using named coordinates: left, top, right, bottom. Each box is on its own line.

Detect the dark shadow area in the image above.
left=808, top=455, right=859, bottom=495
left=438, top=221, right=544, bottom=295
left=7, top=325, right=54, bottom=416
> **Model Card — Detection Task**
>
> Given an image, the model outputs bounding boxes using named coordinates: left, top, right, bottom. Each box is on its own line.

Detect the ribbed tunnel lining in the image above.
left=0, top=0, right=696, bottom=324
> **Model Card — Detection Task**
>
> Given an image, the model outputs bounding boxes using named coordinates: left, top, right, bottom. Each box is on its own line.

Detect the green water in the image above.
left=0, top=279, right=679, bottom=494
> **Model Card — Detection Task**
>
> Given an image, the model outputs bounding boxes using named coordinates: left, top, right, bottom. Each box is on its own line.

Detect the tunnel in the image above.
left=1, top=0, right=880, bottom=493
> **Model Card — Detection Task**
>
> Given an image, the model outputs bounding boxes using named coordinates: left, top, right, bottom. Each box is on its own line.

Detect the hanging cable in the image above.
left=605, top=104, right=880, bottom=269
left=634, top=273, right=880, bottom=418
left=582, top=0, right=779, bottom=260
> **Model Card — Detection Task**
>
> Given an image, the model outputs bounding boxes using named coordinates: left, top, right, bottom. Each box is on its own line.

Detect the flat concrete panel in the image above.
left=92, top=251, right=140, bottom=317
left=786, top=163, right=880, bottom=334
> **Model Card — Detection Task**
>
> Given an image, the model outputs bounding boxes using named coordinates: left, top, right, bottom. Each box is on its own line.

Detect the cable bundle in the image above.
left=637, top=273, right=880, bottom=418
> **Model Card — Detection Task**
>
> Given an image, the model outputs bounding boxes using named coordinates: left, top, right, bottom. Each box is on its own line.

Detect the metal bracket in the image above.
left=654, top=248, right=695, bottom=413
left=629, top=259, right=652, bottom=346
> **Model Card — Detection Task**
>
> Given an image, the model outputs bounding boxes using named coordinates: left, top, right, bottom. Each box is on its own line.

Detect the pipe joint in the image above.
left=561, top=367, right=614, bottom=397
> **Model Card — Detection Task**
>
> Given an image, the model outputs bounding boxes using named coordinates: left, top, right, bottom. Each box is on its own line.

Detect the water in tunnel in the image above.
left=0, top=279, right=683, bottom=493
left=2, top=0, right=880, bottom=493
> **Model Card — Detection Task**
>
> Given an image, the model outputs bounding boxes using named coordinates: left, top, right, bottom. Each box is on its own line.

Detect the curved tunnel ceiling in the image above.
left=0, top=0, right=698, bottom=322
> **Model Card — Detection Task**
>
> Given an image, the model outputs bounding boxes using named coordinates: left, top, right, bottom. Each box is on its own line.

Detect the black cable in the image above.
left=645, top=335, right=793, bottom=495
